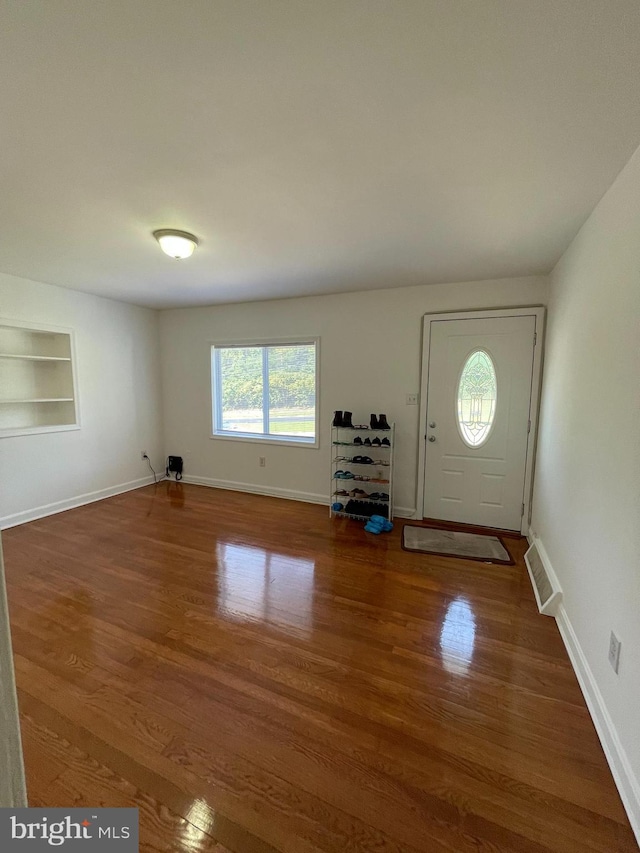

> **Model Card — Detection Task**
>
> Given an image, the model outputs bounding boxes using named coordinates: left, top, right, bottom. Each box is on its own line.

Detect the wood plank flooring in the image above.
left=2, top=483, right=637, bottom=852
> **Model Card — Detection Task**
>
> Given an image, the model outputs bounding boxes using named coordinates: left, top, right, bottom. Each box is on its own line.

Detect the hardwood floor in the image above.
left=2, top=483, right=636, bottom=852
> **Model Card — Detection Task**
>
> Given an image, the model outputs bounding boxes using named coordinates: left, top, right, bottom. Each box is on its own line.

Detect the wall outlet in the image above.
left=141, top=450, right=147, bottom=460
left=259, top=456, right=266, bottom=467
left=406, top=393, right=419, bottom=406
left=608, top=631, right=621, bottom=674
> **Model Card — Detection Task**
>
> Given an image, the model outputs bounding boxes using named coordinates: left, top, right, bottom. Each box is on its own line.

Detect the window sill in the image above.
left=210, top=432, right=319, bottom=449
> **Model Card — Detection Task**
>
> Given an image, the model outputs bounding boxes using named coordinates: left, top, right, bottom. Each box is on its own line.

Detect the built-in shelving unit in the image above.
left=0, top=320, right=79, bottom=438
left=330, top=421, right=395, bottom=520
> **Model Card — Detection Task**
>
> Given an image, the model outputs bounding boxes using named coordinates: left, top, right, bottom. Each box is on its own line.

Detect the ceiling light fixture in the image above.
left=153, top=229, right=199, bottom=259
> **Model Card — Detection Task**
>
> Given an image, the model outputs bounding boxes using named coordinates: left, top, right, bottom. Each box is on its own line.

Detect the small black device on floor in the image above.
left=166, top=455, right=183, bottom=480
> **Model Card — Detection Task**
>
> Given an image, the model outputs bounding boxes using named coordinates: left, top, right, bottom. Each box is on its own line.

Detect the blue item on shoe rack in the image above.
left=332, top=502, right=344, bottom=512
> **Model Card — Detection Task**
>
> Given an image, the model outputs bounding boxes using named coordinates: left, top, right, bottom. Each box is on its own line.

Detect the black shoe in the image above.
left=363, top=437, right=372, bottom=446
left=378, top=414, right=390, bottom=430
left=370, top=414, right=379, bottom=429
left=372, top=437, right=381, bottom=447
left=353, top=435, right=363, bottom=445
left=343, top=411, right=354, bottom=429
left=332, top=411, right=343, bottom=428
left=381, top=437, right=390, bottom=447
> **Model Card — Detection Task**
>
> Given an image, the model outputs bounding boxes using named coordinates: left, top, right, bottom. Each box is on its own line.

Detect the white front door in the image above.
left=422, top=313, right=538, bottom=530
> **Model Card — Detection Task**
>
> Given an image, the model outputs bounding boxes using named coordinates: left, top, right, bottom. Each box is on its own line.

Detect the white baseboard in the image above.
left=182, top=474, right=327, bottom=506
left=394, top=507, right=416, bottom=518
left=0, top=476, right=156, bottom=530
left=556, top=605, right=640, bottom=843
left=182, top=474, right=414, bottom=520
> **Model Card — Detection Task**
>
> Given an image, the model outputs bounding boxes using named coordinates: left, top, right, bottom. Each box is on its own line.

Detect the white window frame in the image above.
left=210, top=337, right=320, bottom=448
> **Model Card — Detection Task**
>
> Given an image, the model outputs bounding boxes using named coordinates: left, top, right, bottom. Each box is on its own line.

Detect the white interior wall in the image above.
left=0, top=273, right=163, bottom=527
left=531, top=147, right=640, bottom=837
left=159, top=276, right=548, bottom=514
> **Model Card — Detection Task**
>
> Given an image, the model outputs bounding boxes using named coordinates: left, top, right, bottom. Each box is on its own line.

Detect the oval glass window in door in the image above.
left=456, top=350, right=497, bottom=447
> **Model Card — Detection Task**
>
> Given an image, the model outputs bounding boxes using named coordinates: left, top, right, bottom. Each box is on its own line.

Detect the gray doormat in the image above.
left=402, top=525, right=514, bottom=564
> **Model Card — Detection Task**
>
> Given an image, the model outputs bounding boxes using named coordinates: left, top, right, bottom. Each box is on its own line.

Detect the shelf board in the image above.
left=0, top=398, right=74, bottom=404
left=333, top=441, right=392, bottom=448
left=0, top=423, right=80, bottom=438
left=332, top=426, right=393, bottom=431
left=333, top=459, right=390, bottom=465
left=0, top=353, right=71, bottom=362
left=334, top=494, right=389, bottom=502
left=334, top=478, right=390, bottom=484
left=332, top=511, right=371, bottom=521
left=332, top=510, right=390, bottom=521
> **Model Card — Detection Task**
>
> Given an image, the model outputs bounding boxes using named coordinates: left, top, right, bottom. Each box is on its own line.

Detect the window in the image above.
left=456, top=349, right=497, bottom=447
left=211, top=341, right=317, bottom=444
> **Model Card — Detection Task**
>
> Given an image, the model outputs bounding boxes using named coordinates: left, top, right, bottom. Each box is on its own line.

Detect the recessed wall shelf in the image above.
left=0, top=320, right=79, bottom=438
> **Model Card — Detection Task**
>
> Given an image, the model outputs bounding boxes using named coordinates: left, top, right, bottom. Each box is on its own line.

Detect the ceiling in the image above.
left=2, top=1, right=640, bottom=309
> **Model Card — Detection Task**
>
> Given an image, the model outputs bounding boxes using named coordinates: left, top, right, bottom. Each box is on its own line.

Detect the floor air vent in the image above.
left=524, top=539, right=562, bottom=616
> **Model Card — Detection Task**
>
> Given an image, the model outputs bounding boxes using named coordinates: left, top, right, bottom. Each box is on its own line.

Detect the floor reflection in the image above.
left=167, top=481, right=185, bottom=508
left=216, top=542, right=315, bottom=637
left=181, top=799, right=216, bottom=851
left=439, top=597, right=476, bottom=675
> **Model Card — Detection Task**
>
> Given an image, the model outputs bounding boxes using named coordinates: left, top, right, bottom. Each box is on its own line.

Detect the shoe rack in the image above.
left=330, top=418, right=395, bottom=521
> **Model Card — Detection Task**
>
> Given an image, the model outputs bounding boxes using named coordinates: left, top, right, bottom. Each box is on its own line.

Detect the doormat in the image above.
left=402, top=525, right=514, bottom=564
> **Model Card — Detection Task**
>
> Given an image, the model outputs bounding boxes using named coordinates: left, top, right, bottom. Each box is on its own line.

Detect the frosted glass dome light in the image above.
left=153, top=229, right=199, bottom=259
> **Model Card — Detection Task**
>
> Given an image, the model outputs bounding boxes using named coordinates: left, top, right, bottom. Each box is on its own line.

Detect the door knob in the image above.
left=428, top=435, right=436, bottom=442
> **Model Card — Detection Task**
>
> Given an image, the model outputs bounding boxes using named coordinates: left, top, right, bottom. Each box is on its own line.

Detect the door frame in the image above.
left=415, top=306, right=546, bottom=535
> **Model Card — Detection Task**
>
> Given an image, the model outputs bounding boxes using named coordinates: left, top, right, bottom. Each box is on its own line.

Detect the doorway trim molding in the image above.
left=415, top=306, right=546, bottom=535
left=0, top=536, right=27, bottom=807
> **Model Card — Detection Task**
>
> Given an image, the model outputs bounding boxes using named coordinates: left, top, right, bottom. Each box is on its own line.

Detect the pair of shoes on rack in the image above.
left=370, top=414, right=391, bottom=430
left=334, top=470, right=355, bottom=479
left=357, top=436, right=389, bottom=447
left=344, top=500, right=387, bottom=518
left=369, top=492, right=389, bottom=501
left=333, top=411, right=353, bottom=428
left=352, top=455, right=374, bottom=464
left=364, top=515, right=393, bottom=534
